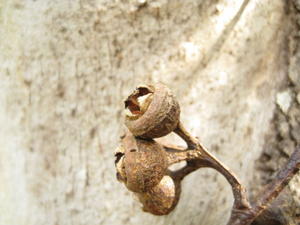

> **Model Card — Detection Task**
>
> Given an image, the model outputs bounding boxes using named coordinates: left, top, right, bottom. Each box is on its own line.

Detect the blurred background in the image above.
left=0, top=0, right=299, bottom=224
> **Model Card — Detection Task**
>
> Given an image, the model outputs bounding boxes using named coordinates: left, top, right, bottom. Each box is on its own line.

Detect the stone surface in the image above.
left=276, top=90, right=292, bottom=114
left=253, top=2, right=300, bottom=224
left=297, top=92, right=300, bottom=104
left=0, top=1, right=296, bottom=225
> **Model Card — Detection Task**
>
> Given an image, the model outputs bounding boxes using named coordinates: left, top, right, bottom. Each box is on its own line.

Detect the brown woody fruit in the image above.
left=115, top=133, right=168, bottom=193
left=135, top=175, right=181, bottom=215
left=124, top=83, right=180, bottom=139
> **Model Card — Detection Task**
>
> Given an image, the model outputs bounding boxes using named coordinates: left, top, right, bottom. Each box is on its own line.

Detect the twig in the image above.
left=228, top=146, right=300, bottom=225
left=117, top=83, right=300, bottom=223
left=173, top=122, right=300, bottom=225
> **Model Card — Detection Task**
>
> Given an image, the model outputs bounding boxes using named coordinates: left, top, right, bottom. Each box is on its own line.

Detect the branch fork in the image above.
left=115, top=83, right=300, bottom=225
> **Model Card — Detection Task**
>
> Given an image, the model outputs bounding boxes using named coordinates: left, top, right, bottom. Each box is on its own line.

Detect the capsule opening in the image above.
left=124, top=86, right=154, bottom=117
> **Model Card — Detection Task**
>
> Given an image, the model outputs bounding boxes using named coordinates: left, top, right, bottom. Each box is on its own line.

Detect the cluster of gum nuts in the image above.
left=115, top=83, right=182, bottom=215
left=115, top=83, right=300, bottom=225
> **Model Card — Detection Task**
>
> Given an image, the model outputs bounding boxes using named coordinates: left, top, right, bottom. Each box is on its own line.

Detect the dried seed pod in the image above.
left=124, top=83, right=180, bottom=139
left=115, top=133, right=168, bottom=193
left=135, top=175, right=181, bottom=215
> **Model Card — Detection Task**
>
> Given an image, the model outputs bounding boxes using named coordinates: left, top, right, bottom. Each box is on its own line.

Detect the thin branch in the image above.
left=253, top=146, right=300, bottom=212
left=174, top=122, right=198, bottom=149
left=228, top=146, right=300, bottom=225
left=172, top=122, right=300, bottom=225
left=173, top=122, right=252, bottom=211
left=118, top=83, right=300, bottom=224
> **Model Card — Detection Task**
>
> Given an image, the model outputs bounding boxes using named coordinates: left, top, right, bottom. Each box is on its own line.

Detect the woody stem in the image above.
left=171, top=122, right=300, bottom=225
left=173, top=122, right=251, bottom=211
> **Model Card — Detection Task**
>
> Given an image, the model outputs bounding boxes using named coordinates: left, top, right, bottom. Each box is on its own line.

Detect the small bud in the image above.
left=135, top=175, right=181, bottom=215
left=124, top=83, right=180, bottom=139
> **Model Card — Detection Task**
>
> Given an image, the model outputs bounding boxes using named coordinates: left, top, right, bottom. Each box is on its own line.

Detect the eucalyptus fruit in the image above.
left=135, top=175, right=181, bottom=215
left=124, top=83, right=180, bottom=139
left=115, top=83, right=299, bottom=225
left=115, top=133, right=168, bottom=193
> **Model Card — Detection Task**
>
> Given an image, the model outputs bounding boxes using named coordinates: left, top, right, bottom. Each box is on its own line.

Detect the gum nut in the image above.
left=122, top=135, right=168, bottom=193
left=135, top=175, right=181, bottom=215
left=124, top=83, right=180, bottom=139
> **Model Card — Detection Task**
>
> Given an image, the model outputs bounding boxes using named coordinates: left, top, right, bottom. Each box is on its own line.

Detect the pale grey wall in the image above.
left=0, top=1, right=289, bottom=225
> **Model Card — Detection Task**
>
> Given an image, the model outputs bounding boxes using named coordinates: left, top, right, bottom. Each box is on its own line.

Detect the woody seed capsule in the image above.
left=135, top=175, right=181, bottom=215
left=124, top=83, right=180, bottom=139
left=115, top=133, right=168, bottom=193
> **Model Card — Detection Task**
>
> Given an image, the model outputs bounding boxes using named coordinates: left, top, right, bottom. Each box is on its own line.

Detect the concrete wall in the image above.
left=0, top=1, right=294, bottom=225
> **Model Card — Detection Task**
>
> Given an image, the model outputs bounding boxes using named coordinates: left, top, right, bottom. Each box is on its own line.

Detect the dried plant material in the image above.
left=137, top=93, right=153, bottom=114
left=124, top=86, right=154, bottom=118
left=115, top=146, right=126, bottom=182
left=135, top=175, right=181, bottom=215
left=125, top=83, right=180, bottom=139
left=119, top=133, right=168, bottom=193
left=116, top=83, right=300, bottom=225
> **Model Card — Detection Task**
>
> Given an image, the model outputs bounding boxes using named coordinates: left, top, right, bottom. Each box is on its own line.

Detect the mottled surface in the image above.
left=0, top=0, right=295, bottom=225
left=253, top=1, right=300, bottom=224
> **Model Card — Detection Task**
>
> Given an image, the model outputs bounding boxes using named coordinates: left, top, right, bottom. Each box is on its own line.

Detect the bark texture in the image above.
left=0, top=0, right=298, bottom=225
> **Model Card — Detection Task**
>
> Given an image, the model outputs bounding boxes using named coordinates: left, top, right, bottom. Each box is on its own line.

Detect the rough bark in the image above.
left=0, top=0, right=298, bottom=225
